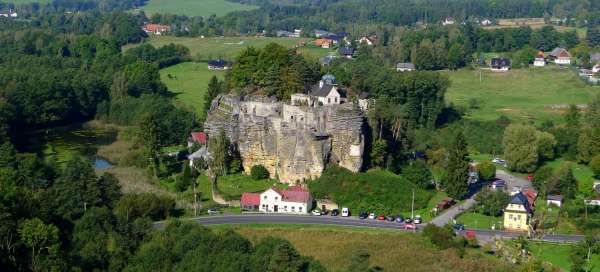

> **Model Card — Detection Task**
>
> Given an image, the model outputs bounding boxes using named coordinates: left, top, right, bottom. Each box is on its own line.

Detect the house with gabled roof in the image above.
left=503, top=190, right=536, bottom=231
left=396, top=62, right=415, bottom=72
left=143, top=23, right=170, bottom=35
left=310, top=74, right=346, bottom=105
left=549, top=47, right=571, bottom=65
left=442, top=17, right=455, bottom=26
left=208, top=59, right=231, bottom=70
left=258, top=186, right=313, bottom=214
left=533, top=51, right=546, bottom=67
left=339, top=47, right=355, bottom=59
left=358, top=35, right=377, bottom=46
left=491, top=57, right=511, bottom=72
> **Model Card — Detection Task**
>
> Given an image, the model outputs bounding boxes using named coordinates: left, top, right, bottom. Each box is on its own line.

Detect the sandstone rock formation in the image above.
left=204, top=95, right=364, bottom=184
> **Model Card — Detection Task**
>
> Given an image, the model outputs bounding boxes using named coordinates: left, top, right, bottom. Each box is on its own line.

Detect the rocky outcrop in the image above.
left=205, top=95, right=364, bottom=184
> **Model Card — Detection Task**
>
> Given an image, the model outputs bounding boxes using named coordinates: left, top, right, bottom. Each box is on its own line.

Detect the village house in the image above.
left=546, top=195, right=563, bottom=207
left=314, top=38, right=334, bottom=49
left=357, top=35, right=377, bottom=46
left=491, top=57, right=511, bottom=72
left=549, top=47, right=571, bottom=65
left=503, top=191, right=535, bottom=231
left=593, top=63, right=600, bottom=74
left=339, top=47, right=355, bottom=59
left=276, top=29, right=301, bottom=38
left=396, top=62, right=415, bottom=72
left=314, top=29, right=330, bottom=38
left=533, top=51, right=546, bottom=67
left=480, top=19, right=492, bottom=26
left=319, top=55, right=337, bottom=66
left=442, top=17, right=455, bottom=26
left=142, top=23, right=171, bottom=35
left=310, top=75, right=346, bottom=105
left=241, top=186, right=313, bottom=214
left=0, top=10, right=17, bottom=18
left=207, top=59, right=231, bottom=70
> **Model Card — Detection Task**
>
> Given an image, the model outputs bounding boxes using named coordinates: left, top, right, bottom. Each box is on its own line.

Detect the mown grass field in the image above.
left=445, top=66, right=597, bottom=123
left=160, top=62, right=224, bottom=119
left=210, top=224, right=515, bottom=272
left=525, top=242, right=600, bottom=271
left=134, top=0, right=257, bottom=17
left=457, top=212, right=502, bottom=230
left=127, top=36, right=330, bottom=61
left=215, top=173, right=283, bottom=200
left=0, top=0, right=49, bottom=3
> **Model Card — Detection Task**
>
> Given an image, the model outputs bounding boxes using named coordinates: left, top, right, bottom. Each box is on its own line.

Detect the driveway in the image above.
left=496, top=169, right=532, bottom=192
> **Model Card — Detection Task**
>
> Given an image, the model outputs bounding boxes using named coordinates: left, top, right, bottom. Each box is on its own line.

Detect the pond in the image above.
left=14, top=123, right=118, bottom=169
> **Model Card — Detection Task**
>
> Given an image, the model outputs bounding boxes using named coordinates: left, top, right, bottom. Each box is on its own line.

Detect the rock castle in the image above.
left=204, top=93, right=366, bottom=184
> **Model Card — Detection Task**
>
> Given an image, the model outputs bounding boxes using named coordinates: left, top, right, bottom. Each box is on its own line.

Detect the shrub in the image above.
left=114, top=193, right=175, bottom=221
left=477, top=161, right=496, bottom=180
left=250, top=165, right=270, bottom=180
left=422, top=224, right=456, bottom=249
left=590, top=155, right=600, bottom=178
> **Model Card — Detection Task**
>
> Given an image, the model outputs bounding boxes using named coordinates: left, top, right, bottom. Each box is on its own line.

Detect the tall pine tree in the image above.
left=444, top=131, right=470, bottom=199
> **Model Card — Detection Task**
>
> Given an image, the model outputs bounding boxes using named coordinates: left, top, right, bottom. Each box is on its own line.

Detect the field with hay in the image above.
left=444, top=66, right=597, bottom=123
left=210, top=224, right=516, bottom=272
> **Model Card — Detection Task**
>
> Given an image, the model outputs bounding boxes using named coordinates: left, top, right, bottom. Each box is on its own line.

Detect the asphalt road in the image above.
left=156, top=214, right=585, bottom=243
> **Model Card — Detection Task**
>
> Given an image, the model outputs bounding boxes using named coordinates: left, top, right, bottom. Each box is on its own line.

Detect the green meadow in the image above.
left=445, top=66, right=597, bottom=123
left=159, top=62, right=224, bottom=119
left=135, top=0, right=257, bottom=17
left=0, top=0, right=49, bottom=3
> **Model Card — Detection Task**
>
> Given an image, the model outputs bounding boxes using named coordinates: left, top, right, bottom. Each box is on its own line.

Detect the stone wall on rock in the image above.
left=204, top=95, right=364, bottom=184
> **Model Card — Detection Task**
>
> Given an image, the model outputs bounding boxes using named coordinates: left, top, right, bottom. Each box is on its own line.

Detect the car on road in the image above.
left=377, top=214, right=386, bottom=220
left=368, top=213, right=376, bottom=220
left=342, top=207, right=350, bottom=217
left=404, top=223, right=417, bottom=230
left=395, top=215, right=404, bottom=223
left=330, top=209, right=339, bottom=216
left=207, top=208, right=220, bottom=215
left=359, top=211, right=368, bottom=219
left=404, top=218, right=412, bottom=224
left=312, top=209, right=322, bottom=216
left=386, top=215, right=395, bottom=222
left=414, top=215, right=422, bottom=224
left=453, top=224, right=465, bottom=231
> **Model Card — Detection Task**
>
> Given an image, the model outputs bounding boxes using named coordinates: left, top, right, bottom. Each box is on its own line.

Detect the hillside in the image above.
left=134, top=0, right=258, bottom=17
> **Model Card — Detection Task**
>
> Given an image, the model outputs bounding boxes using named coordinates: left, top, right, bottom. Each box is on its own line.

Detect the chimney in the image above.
left=319, top=80, right=324, bottom=88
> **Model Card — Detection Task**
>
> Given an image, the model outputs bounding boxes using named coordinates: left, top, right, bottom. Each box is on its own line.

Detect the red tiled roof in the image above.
left=267, top=186, right=310, bottom=203
left=191, top=132, right=206, bottom=145
left=241, top=192, right=260, bottom=206
left=523, top=188, right=538, bottom=210
left=143, top=23, right=170, bottom=32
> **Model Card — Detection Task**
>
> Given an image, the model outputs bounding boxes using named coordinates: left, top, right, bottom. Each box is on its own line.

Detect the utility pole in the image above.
left=411, top=190, right=416, bottom=233
left=193, top=175, right=198, bottom=217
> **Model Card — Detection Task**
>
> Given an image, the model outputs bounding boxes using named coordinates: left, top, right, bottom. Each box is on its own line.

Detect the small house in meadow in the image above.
left=549, top=47, right=571, bottom=65
left=491, top=57, right=511, bottom=72
left=207, top=59, right=231, bottom=70
left=546, top=195, right=563, bottom=207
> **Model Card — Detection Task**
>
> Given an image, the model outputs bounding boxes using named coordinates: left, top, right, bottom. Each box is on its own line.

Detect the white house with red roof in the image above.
left=142, top=23, right=171, bottom=35
left=242, top=186, right=312, bottom=214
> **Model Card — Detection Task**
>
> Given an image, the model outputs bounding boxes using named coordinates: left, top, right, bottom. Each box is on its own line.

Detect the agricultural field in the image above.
left=160, top=62, right=224, bottom=119
left=211, top=224, right=516, bottom=272
left=133, top=0, right=257, bottom=17
left=127, top=36, right=331, bottom=61
left=483, top=18, right=586, bottom=38
left=444, top=66, right=598, bottom=123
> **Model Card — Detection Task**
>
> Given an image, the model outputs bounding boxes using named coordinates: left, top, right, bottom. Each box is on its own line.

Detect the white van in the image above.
left=341, top=207, right=349, bottom=217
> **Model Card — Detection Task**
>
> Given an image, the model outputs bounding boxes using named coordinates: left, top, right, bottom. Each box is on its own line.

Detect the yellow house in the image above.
left=503, top=193, right=532, bottom=231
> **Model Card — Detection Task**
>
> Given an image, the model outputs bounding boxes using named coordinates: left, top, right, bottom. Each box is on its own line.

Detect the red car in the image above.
left=404, top=223, right=416, bottom=230
left=377, top=214, right=386, bottom=220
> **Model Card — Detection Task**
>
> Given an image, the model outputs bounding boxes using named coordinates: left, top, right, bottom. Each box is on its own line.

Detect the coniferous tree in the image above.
left=204, top=76, right=222, bottom=115
left=444, top=131, right=469, bottom=199
left=208, top=130, right=231, bottom=176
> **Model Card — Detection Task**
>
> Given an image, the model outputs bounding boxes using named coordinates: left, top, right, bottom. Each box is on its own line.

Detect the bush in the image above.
left=422, top=224, right=456, bottom=249
left=114, top=193, right=176, bottom=221
left=477, top=161, right=496, bottom=180
left=250, top=165, right=270, bottom=180
left=590, top=155, right=600, bottom=178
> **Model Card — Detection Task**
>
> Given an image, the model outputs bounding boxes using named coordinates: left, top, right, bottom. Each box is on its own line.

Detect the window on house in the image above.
left=517, top=215, right=521, bottom=220
left=275, top=197, right=278, bottom=201
left=299, top=207, right=303, bottom=212
left=264, top=196, right=267, bottom=200
left=328, top=98, right=331, bottom=103
left=284, top=206, right=287, bottom=211
left=509, top=214, right=513, bottom=220
left=291, top=206, right=295, bottom=211
left=335, top=97, right=338, bottom=103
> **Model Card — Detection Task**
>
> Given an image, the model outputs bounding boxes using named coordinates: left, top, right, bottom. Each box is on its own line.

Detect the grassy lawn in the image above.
left=160, top=62, right=225, bottom=118
left=126, top=36, right=330, bottom=61
left=542, top=158, right=596, bottom=193
left=212, top=225, right=515, bottom=272
left=445, top=66, right=597, bottom=123
left=407, top=191, right=448, bottom=223
left=215, top=174, right=282, bottom=200
left=457, top=212, right=502, bottom=230
left=526, top=242, right=600, bottom=271
left=0, top=0, right=49, bottom=3
left=133, top=0, right=257, bottom=17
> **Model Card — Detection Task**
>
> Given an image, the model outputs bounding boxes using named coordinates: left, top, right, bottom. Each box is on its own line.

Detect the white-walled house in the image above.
left=549, top=47, right=571, bottom=65
left=255, top=187, right=313, bottom=214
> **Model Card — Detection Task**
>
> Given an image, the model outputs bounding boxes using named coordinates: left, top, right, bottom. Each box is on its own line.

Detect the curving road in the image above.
left=155, top=214, right=584, bottom=243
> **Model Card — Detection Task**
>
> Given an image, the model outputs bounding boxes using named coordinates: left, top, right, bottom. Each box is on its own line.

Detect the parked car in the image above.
left=404, top=223, right=417, bottom=230
left=359, top=211, right=368, bottom=219
left=453, top=224, right=465, bottom=231
left=368, top=213, right=376, bottom=220
left=404, top=218, right=413, bottom=224
left=395, top=215, right=404, bottom=223
left=386, top=215, right=395, bottom=222
left=312, top=209, right=322, bottom=216
left=207, top=208, right=220, bottom=215
left=330, top=209, right=339, bottom=216
left=414, top=215, right=422, bottom=224
left=342, top=207, right=350, bottom=217
left=377, top=214, right=386, bottom=220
